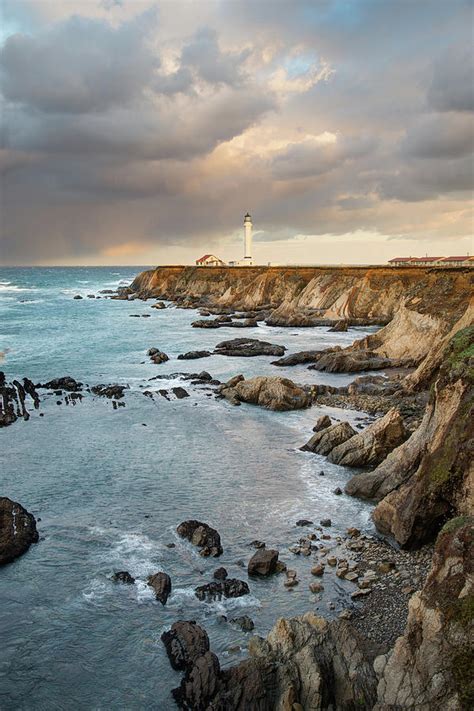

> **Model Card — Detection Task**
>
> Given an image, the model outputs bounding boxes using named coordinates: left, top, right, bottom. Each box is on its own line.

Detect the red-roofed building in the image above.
left=388, top=257, right=414, bottom=266
left=195, top=254, right=226, bottom=267
left=438, top=256, right=473, bottom=266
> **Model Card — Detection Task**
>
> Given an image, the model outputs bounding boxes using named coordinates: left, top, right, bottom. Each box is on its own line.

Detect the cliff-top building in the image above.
left=195, top=254, right=226, bottom=267
left=389, top=255, right=473, bottom=267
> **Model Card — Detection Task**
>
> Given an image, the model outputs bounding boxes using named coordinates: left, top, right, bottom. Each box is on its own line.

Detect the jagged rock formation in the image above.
left=218, top=375, right=311, bottom=411
left=214, top=338, right=285, bottom=357
left=0, top=372, right=41, bottom=427
left=163, top=518, right=473, bottom=710
left=176, top=520, right=223, bottom=557
left=328, top=408, right=406, bottom=467
left=0, top=498, right=39, bottom=565
left=346, top=326, right=473, bottom=548
left=147, top=572, right=172, bottom=604
left=301, top=421, right=357, bottom=455
left=374, top=517, right=473, bottom=709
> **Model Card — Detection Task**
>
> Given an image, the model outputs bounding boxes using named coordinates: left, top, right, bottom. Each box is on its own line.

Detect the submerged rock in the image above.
left=214, top=338, right=285, bottom=358
left=172, top=387, right=189, bottom=399
left=230, top=615, right=255, bottom=632
left=328, top=408, right=406, bottom=467
left=177, top=520, right=223, bottom=557
left=271, top=350, right=327, bottom=367
left=112, top=571, right=135, bottom=584
left=248, top=548, right=279, bottom=576
left=177, top=351, right=211, bottom=360
left=91, top=384, right=127, bottom=399
left=147, top=572, right=172, bottom=604
left=0, top=497, right=39, bottom=566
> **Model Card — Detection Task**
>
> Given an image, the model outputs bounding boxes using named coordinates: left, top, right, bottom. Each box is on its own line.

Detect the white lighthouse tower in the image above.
left=243, top=212, right=253, bottom=264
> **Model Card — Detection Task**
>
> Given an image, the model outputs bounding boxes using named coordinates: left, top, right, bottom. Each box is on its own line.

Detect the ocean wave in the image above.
left=0, top=284, right=32, bottom=292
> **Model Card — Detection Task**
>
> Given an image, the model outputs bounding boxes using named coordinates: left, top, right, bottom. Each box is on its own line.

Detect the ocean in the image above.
left=0, top=267, right=377, bottom=710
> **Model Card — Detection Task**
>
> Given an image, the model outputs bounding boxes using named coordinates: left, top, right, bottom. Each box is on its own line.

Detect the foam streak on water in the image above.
left=0, top=267, right=376, bottom=710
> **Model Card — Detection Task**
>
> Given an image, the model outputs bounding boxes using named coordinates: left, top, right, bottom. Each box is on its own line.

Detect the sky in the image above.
left=0, top=0, right=473, bottom=266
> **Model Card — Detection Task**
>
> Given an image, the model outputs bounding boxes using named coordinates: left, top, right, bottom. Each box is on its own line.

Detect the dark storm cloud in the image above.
left=428, top=46, right=474, bottom=113
left=0, top=9, right=160, bottom=113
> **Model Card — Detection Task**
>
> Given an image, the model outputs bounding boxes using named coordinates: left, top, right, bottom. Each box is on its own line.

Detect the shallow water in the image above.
left=0, top=267, right=377, bottom=710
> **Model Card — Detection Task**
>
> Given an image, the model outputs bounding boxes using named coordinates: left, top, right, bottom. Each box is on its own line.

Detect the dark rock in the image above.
left=161, top=621, right=210, bottom=671
left=0, top=497, right=39, bottom=566
left=249, top=540, right=265, bottom=549
left=147, top=348, right=169, bottom=364
left=214, top=338, right=286, bottom=357
left=248, top=548, right=279, bottom=576
left=195, top=578, right=250, bottom=601
left=38, top=376, right=83, bottom=392
left=308, top=349, right=395, bottom=373
left=213, top=567, right=228, bottom=580
left=329, top=320, right=349, bottom=332
left=333, top=487, right=343, bottom=495
left=271, top=350, right=327, bottom=366
left=91, top=384, right=127, bottom=399
left=147, top=572, right=172, bottom=604
left=73, top=295, right=83, bottom=299
left=177, top=351, right=211, bottom=360
left=320, top=519, right=332, bottom=527
left=151, top=301, right=166, bottom=309
left=113, top=571, right=135, bottom=584
left=192, top=319, right=221, bottom=329
left=177, top=520, right=223, bottom=557
left=172, top=650, right=221, bottom=710
left=230, top=615, right=254, bottom=632
left=296, top=519, right=313, bottom=527
left=172, top=387, right=190, bottom=399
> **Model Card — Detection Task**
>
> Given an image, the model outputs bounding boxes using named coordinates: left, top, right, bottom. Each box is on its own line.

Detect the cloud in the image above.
left=428, top=46, right=474, bottom=113
left=0, top=8, right=160, bottom=113
left=0, top=0, right=473, bottom=265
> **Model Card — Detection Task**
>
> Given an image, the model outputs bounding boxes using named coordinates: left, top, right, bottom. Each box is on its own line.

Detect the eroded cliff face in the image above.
left=374, top=517, right=473, bottom=710
left=345, top=326, right=473, bottom=548
left=131, top=266, right=472, bottom=366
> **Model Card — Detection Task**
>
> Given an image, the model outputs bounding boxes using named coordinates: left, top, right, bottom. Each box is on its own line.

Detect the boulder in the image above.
left=177, top=520, right=223, bottom=557
left=147, top=572, right=172, bottom=604
left=220, top=376, right=310, bottom=411
left=177, top=351, right=211, bottom=360
left=312, top=415, right=332, bottom=432
left=248, top=548, right=279, bottom=576
left=147, top=348, right=169, bottom=364
left=214, top=338, right=285, bottom=357
left=172, top=387, right=190, bottom=399
left=271, top=350, right=327, bottom=366
left=308, top=349, right=394, bottom=373
left=113, top=571, right=135, bottom=584
left=151, top=301, right=166, bottom=309
left=161, top=621, right=210, bottom=671
left=0, top=498, right=39, bottom=565
left=91, top=384, right=127, bottom=399
left=301, top=421, right=357, bottom=455
left=195, top=578, right=250, bottom=601
left=38, top=376, right=82, bottom=391
left=329, top=320, right=349, bottom=332
left=230, top=615, right=255, bottom=632
left=328, top=408, right=406, bottom=467
left=213, top=567, right=228, bottom=580
left=73, top=295, right=83, bottom=299
left=173, top=651, right=221, bottom=710
left=191, top=319, right=221, bottom=329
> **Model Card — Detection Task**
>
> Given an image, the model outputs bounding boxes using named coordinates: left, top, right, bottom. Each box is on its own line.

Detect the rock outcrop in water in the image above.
left=177, top=520, right=223, bottom=557
left=301, top=421, right=357, bottom=455
left=214, top=338, right=285, bottom=357
left=147, top=572, right=172, bottom=604
left=218, top=375, right=310, bottom=411
left=328, top=408, right=407, bottom=467
left=0, top=498, right=39, bottom=565
left=0, top=372, right=41, bottom=427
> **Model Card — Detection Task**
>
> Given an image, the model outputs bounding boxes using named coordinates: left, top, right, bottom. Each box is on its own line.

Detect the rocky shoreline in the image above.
left=2, top=265, right=473, bottom=709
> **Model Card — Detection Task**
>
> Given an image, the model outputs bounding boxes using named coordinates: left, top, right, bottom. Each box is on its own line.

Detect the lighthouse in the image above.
left=243, top=212, right=253, bottom=264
